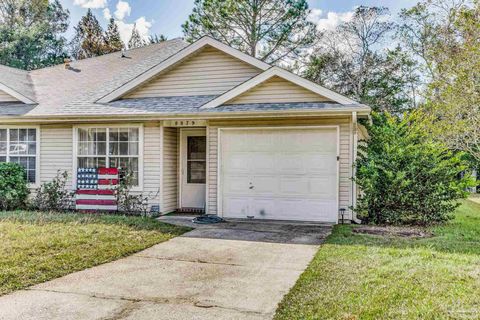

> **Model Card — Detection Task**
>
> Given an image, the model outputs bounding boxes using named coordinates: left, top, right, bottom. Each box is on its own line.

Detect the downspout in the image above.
left=351, top=111, right=362, bottom=224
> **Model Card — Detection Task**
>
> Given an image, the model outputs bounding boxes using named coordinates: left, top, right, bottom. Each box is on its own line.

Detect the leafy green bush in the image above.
left=355, top=112, right=475, bottom=226
left=31, top=171, right=74, bottom=211
left=117, top=171, right=150, bottom=215
left=0, top=163, right=29, bottom=210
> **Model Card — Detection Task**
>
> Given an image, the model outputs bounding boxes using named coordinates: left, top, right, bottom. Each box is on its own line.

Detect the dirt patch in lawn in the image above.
left=352, top=225, right=433, bottom=238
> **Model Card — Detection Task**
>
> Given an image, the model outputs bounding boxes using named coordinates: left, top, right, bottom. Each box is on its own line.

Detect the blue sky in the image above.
left=63, top=0, right=419, bottom=43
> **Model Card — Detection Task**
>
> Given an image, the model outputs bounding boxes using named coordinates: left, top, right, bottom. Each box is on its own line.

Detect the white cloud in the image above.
left=114, top=0, right=131, bottom=20
left=133, top=17, right=152, bottom=39
left=307, top=9, right=323, bottom=23
left=103, top=8, right=112, bottom=20
left=116, top=17, right=152, bottom=47
left=308, top=8, right=354, bottom=31
left=73, top=0, right=107, bottom=9
left=100, top=1, right=152, bottom=48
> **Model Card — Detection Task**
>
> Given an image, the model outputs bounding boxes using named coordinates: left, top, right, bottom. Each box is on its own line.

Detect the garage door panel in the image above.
left=277, top=154, right=306, bottom=174
left=305, top=154, right=337, bottom=174
left=222, top=135, right=250, bottom=151
left=282, top=130, right=336, bottom=150
left=248, top=132, right=276, bottom=151
left=279, top=177, right=309, bottom=195
left=303, top=200, right=338, bottom=222
left=279, top=133, right=311, bottom=152
left=251, top=198, right=276, bottom=218
left=221, top=127, right=338, bottom=222
left=223, top=153, right=250, bottom=174
left=275, top=199, right=338, bottom=222
left=275, top=199, right=308, bottom=221
left=249, top=153, right=276, bottom=173
left=310, top=177, right=337, bottom=197
left=274, top=199, right=312, bottom=221
left=223, top=175, right=250, bottom=193
left=223, top=197, right=249, bottom=218
left=252, top=175, right=278, bottom=194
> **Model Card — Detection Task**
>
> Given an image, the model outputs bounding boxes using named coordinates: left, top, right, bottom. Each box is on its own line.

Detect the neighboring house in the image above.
left=0, top=36, right=370, bottom=223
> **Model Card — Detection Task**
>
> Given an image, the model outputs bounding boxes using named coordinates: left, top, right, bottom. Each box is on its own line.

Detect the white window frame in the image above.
left=0, top=125, right=40, bottom=188
left=72, top=124, right=144, bottom=192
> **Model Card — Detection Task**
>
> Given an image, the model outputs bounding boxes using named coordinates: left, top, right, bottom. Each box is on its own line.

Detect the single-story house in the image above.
left=0, top=36, right=370, bottom=223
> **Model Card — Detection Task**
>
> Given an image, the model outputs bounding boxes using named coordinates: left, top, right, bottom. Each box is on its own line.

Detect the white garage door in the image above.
left=220, top=127, right=338, bottom=222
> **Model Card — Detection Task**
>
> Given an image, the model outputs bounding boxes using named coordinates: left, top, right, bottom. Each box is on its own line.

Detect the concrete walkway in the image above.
left=0, top=219, right=331, bottom=320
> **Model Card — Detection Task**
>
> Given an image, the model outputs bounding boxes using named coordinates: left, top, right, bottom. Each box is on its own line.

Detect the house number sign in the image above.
left=164, top=120, right=207, bottom=127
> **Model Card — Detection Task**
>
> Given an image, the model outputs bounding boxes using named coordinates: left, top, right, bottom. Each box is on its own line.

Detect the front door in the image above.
left=180, top=129, right=207, bottom=209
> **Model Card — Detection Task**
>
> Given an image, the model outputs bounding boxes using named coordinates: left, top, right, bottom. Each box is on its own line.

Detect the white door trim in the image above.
left=217, top=125, right=340, bottom=222
left=179, top=128, right=207, bottom=209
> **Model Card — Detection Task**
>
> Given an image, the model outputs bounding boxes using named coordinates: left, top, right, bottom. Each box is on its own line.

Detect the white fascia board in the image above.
left=0, top=82, right=35, bottom=104
left=97, top=36, right=271, bottom=103
left=200, top=66, right=359, bottom=109
left=0, top=107, right=372, bottom=123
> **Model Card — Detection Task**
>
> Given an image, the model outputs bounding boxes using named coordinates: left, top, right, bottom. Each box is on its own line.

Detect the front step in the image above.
left=175, top=207, right=205, bottom=214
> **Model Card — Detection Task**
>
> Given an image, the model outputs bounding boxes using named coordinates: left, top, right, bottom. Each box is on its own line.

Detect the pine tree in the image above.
left=105, top=18, right=124, bottom=53
left=149, top=34, right=167, bottom=44
left=128, top=24, right=145, bottom=49
left=70, top=9, right=107, bottom=60
left=0, top=0, right=69, bottom=70
left=182, top=0, right=316, bottom=64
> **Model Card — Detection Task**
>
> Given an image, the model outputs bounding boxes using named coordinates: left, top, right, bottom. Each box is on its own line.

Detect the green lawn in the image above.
left=275, top=200, right=480, bottom=320
left=0, top=211, right=190, bottom=296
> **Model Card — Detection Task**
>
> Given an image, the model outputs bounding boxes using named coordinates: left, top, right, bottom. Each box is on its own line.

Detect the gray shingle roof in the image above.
left=45, top=96, right=363, bottom=116
left=57, top=95, right=218, bottom=115
left=0, top=65, right=36, bottom=102
left=26, top=38, right=188, bottom=116
left=213, top=102, right=358, bottom=112
left=0, top=38, right=188, bottom=117
left=0, top=38, right=369, bottom=118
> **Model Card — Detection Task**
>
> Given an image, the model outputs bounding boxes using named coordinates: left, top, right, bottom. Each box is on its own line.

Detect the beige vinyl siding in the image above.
left=226, top=76, right=332, bottom=105
left=206, top=117, right=353, bottom=220
left=40, top=125, right=73, bottom=188
left=0, top=89, right=19, bottom=102
left=125, top=46, right=261, bottom=98
left=162, top=127, right=178, bottom=213
left=143, top=122, right=161, bottom=205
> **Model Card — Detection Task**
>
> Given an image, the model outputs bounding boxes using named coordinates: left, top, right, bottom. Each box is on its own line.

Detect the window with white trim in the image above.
left=0, top=128, right=38, bottom=183
left=77, top=127, right=140, bottom=186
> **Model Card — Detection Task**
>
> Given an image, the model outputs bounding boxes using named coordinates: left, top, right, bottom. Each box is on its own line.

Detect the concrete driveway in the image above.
left=0, top=218, right=331, bottom=320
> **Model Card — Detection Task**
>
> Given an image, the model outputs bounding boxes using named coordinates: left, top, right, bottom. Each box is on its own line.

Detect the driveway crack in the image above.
left=27, top=288, right=270, bottom=318
left=134, top=255, right=241, bottom=266
left=133, top=255, right=309, bottom=271
left=101, top=300, right=140, bottom=320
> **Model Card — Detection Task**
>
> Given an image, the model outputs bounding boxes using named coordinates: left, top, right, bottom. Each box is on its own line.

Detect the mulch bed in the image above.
left=352, top=225, right=433, bottom=238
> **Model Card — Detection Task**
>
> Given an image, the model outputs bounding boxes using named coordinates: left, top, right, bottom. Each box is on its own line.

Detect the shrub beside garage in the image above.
left=354, top=112, right=476, bottom=226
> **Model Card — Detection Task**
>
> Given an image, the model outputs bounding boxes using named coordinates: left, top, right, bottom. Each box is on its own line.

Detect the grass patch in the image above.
left=0, top=211, right=190, bottom=296
left=275, top=200, right=480, bottom=320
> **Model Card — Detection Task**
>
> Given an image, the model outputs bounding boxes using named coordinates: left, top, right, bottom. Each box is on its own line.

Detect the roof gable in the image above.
left=97, top=36, right=271, bottom=103
left=201, top=67, right=358, bottom=109
left=0, top=82, right=35, bottom=104
left=226, top=76, right=332, bottom=104
left=124, top=45, right=261, bottom=98
left=0, top=88, right=20, bottom=102
left=0, top=65, right=36, bottom=104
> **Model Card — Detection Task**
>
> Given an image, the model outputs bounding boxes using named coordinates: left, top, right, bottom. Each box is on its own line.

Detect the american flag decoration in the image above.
left=76, top=168, right=119, bottom=211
